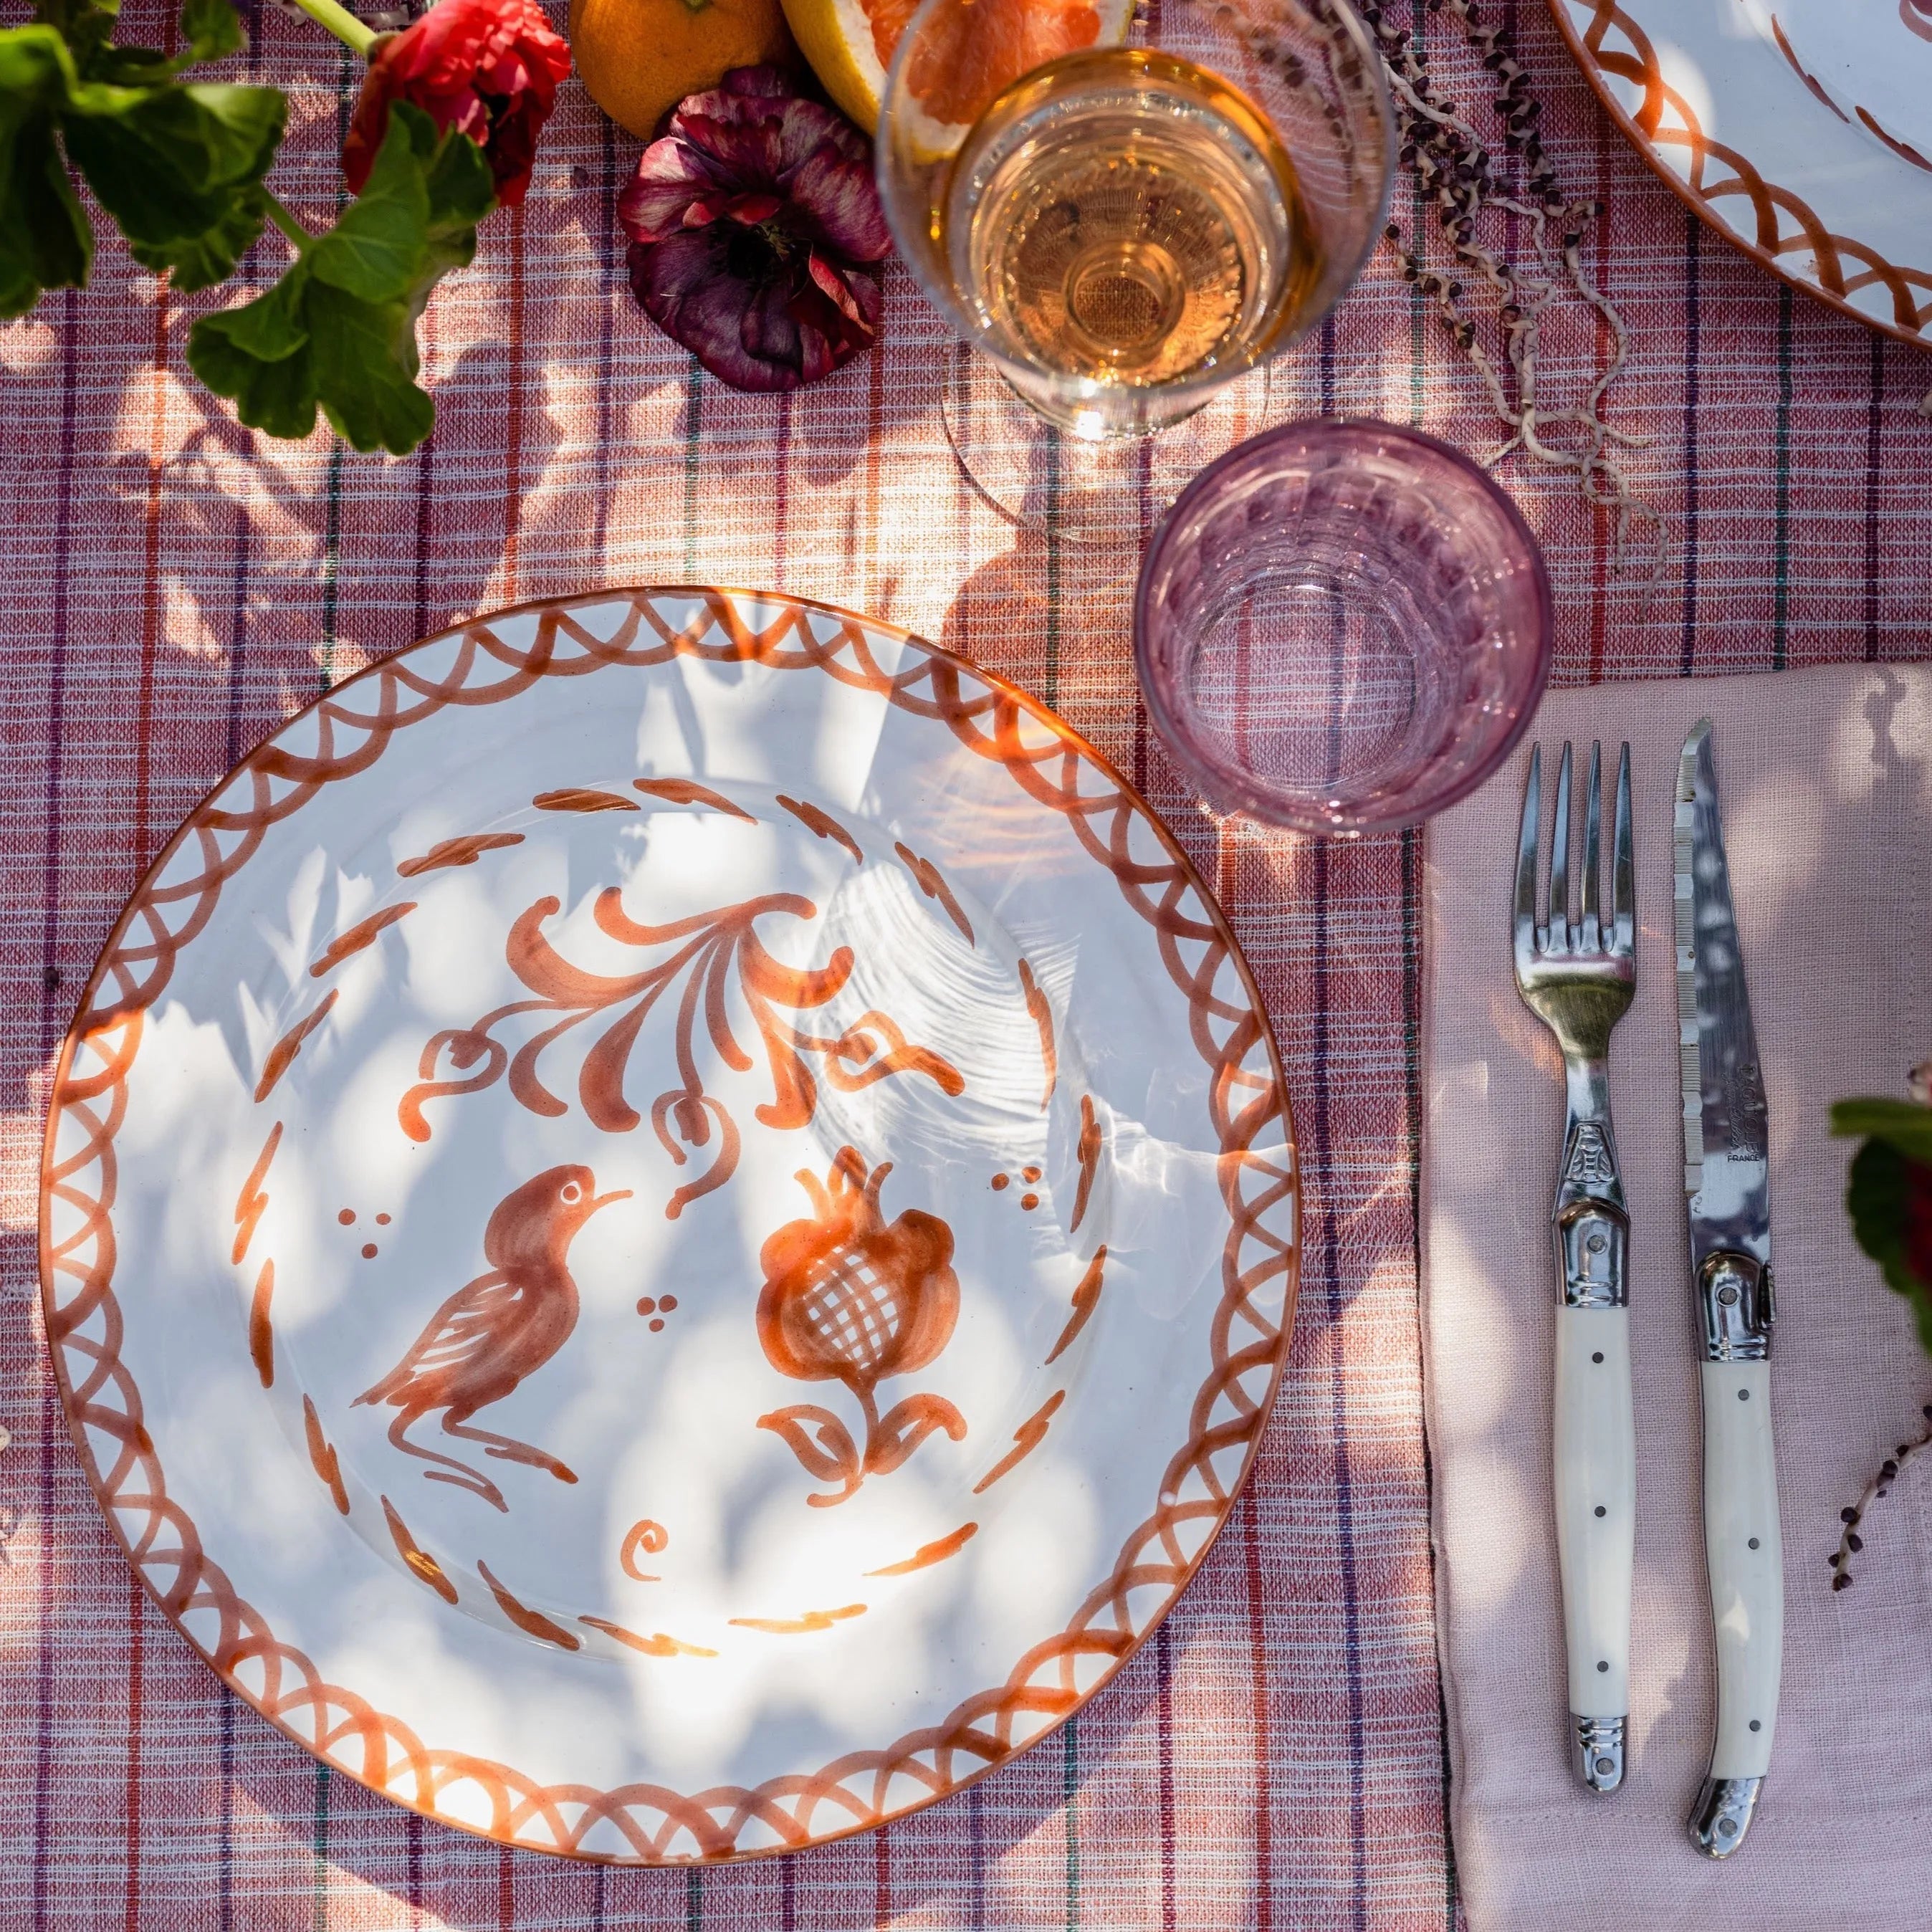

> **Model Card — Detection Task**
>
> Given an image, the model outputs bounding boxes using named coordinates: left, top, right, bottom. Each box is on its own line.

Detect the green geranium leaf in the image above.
left=0, top=27, right=94, bottom=312
left=422, top=104, right=495, bottom=243
left=309, top=279, right=435, bottom=453
left=209, top=259, right=307, bottom=358
left=307, top=104, right=431, bottom=305
left=64, top=80, right=284, bottom=245
left=191, top=111, right=494, bottom=454
left=2, top=9, right=282, bottom=312
left=0, top=24, right=83, bottom=123
left=126, top=178, right=262, bottom=291
left=189, top=290, right=320, bottom=438
left=31, top=0, right=120, bottom=70
left=178, top=0, right=244, bottom=64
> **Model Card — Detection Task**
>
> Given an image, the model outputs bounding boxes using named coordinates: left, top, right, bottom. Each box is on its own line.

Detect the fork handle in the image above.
left=1553, top=1301, right=1635, bottom=1792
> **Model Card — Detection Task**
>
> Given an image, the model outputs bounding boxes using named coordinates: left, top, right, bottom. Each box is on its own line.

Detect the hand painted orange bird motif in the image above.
left=354, top=1165, right=628, bottom=1512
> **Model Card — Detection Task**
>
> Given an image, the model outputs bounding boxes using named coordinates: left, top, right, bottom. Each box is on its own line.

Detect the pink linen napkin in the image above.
left=1422, top=665, right=1932, bottom=1928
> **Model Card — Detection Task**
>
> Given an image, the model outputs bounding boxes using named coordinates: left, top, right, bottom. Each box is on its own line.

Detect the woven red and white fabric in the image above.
left=1, top=0, right=1928, bottom=1924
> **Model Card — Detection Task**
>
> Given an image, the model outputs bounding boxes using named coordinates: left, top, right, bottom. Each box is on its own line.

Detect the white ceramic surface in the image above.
left=1773, top=0, right=1932, bottom=171
left=1550, top=0, right=1932, bottom=344
left=40, top=588, right=1298, bottom=1862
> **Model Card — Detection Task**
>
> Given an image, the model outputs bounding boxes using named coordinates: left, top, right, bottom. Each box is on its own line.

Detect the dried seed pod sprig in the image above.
left=1362, top=0, right=1660, bottom=565
left=1828, top=1066, right=1932, bottom=1592
left=1830, top=1404, right=1932, bottom=1592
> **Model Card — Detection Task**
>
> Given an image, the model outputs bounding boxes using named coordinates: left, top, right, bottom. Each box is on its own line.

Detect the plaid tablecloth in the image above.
left=4, top=0, right=1929, bottom=1924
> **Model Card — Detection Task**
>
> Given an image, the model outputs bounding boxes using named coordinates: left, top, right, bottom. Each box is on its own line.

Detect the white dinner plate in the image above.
left=1550, top=0, right=1932, bottom=344
left=40, top=588, right=1298, bottom=1862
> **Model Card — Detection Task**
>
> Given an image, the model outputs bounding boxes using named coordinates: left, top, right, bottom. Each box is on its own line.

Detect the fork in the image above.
left=1513, top=740, right=1637, bottom=1797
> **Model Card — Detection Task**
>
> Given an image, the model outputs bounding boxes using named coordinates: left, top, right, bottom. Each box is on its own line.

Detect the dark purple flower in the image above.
left=618, top=66, right=891, bottom=393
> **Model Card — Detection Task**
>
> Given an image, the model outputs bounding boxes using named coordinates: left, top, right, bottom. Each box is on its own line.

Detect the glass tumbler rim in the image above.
left=873, top=0, right=1397, bottom=419
left=1132, top=416, right=1555, bottom=837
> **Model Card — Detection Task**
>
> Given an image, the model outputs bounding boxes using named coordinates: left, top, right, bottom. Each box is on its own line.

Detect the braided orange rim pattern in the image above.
left=1549, top=0, right=1932, bottom=342
left=38, top=588, right=1300, bottom=1865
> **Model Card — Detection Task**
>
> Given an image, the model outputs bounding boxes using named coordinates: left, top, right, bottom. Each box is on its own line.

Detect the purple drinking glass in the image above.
left=1134, top=419, right=1552, bottom=836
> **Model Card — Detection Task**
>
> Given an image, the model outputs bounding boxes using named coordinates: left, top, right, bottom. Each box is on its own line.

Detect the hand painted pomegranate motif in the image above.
left=755, top=1149, right=966, bottom=1506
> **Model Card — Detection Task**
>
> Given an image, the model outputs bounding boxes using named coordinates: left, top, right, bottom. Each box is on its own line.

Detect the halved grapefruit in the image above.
left=783, top=0, right=1131, bottom=134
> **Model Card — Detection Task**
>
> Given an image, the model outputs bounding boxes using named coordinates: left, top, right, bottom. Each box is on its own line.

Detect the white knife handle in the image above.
left=1690, top=1355, right=1783, bottom=1856
left=1553, top=1304, right=1635, bottom=1792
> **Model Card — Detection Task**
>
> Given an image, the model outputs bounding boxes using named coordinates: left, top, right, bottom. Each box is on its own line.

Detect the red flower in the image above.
left=343, top=0, right=572, bottom=211
left=618, top=66, right=891, bottom=393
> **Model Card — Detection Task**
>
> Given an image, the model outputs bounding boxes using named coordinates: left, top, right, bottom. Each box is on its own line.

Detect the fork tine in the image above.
left=1515, top=744, right=1541, bottom=959
left=1548, top=742, right=1572, bottom=952
left=1611, top=740, right=1634, bottom=955
left=1580, top=741, right=1602, bottom=947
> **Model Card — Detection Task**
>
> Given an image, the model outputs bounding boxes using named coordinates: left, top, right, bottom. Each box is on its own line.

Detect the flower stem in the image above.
left=263, top=195, right=315, bottom=252
left=289, top=0, right=379, bottom=57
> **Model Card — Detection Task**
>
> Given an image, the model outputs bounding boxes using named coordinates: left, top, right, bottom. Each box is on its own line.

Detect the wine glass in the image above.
left=875, top=0, right=1396, bottom=538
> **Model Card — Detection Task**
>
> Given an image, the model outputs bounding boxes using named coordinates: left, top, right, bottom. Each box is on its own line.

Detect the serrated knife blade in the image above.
left=1676, top=721, right=1771, bottom=1276
left=1674, top=719, right=1782, bottom=1860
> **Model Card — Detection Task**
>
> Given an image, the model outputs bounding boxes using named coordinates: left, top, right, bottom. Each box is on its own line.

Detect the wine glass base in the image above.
left=939, top=350, right=1281, bottom=546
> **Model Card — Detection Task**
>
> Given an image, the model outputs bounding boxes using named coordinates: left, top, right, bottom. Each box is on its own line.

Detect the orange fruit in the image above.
left=570, top=0, right=799, bottom=140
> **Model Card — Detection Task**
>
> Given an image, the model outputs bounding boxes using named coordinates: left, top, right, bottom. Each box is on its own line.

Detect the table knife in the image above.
left=1676, top=719, right=1783, bottom=1859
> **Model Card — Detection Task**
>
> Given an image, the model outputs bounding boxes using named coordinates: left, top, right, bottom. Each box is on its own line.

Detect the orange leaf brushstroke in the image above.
left=620, top=1519, right=669, bottom=1582
left=479, top=1561, right=583, bottom=1650
left=1070, top=1093, right=1101, bottom=1234
left=1043, top=1247, right=1106, bottom=1367
left=255, top=990, right=337, bottom=1104
left=381, top=1495, right=459, bottom=1604
left=396, top=832, right=525, bottom=879
left=777, top=794, right=862, bottom=864
left=1859, top=104, right=1932, bottom=172
left=633, top=778, right=756, bottom=822
left=307, top=902, right=417, bottom=978
left=248, top=1260, right=275, bottom=1389
left=864, top=1521, right=979, bottom=1577
left=1769, top=13, right=1850, bottom=121
left=302, top=1395, right=350, bottom=1515
left=532, top=788, right=638, bottom=813
left=231, top=1119, right=281, bottom=1264
left=972, top=1389, right=1066, bottom=1496
left=728, top=1605, right=868, bottom=1635
left=578, top=1615, right=718, bottom=1658
left=1017, top=959, right=1055, bottom=1111
left=894, top=841, right=974, bottom=945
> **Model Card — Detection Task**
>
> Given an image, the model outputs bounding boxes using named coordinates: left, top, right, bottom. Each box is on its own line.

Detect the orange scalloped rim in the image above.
left=1549, top=0, right=1932, bottom=343
left=38, top=588, right=1299, bottom=1865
